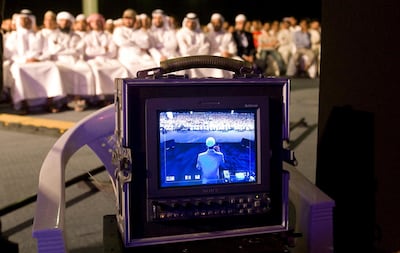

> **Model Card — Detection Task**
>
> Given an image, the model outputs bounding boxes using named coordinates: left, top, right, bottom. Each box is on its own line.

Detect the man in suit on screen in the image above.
left=196, top=137, right=225, bottom=184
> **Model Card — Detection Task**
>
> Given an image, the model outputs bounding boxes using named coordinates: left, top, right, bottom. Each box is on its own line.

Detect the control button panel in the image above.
left=148, top=193, right=271, bottom=221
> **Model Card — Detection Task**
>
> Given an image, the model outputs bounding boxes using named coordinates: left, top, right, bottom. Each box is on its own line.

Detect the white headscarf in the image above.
left=13, top=10, right=39, bottom=58
left=151, top=8, right=170, bottom=30
left=15, top=9, right=36, bottom=31
left=211, top=13, right=224, bottom=24
left=75, top=13, right=86, bottom=22
left=235, top=14, right=247, bottom=23
left=56, top=11, right=75, bottom=24
left=208, top=13, right=225, bottom=32
left=181, top=12, right=201, bottom=32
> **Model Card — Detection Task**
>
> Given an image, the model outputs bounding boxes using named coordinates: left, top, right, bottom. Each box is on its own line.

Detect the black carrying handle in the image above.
left=136, top=55, right=255, bottom=78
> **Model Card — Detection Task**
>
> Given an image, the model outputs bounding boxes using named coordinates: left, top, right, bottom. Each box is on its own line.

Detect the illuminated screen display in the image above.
left=158, top=109, right=258, bottom=188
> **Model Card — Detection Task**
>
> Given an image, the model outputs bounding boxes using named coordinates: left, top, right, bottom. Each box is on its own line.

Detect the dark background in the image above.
left=2, top=0, right=321, bottom=25
left=317, top=0, right=400, bottom=252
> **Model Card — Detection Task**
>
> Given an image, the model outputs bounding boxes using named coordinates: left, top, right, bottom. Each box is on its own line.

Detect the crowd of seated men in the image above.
left=1, top=8, right=320, bottom=114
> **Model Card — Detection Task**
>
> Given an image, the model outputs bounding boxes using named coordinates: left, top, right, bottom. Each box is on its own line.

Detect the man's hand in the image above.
left=221, top=51, right=232, bottom=58
left=242, top=54, right=254, bottom=63
left=26, top=58, right=40, bottom=63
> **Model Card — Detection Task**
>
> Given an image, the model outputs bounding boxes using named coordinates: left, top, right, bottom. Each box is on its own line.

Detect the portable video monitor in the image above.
left=114, top=77, right=290, bottom=247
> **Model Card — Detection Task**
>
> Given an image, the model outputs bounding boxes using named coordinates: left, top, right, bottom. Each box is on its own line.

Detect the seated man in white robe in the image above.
left=286, top=19, right=317, bottom=78
left=2, top=29, right=14, bottom=102
left=73, top=14, right=88, bottom=39
left=148, top=9, right=180, bottom=64
left=46, top=11, right=95, bottom=111
left=84, top=13, right=129, bottom=105
left=5, top=11, right=65, bottom=113
left=37, top=10, right=58, bottom=40
left=276, top=19, right=294, bottom=68
left=2, top=14, right=17, bottom=99
left=37, top=11, right=58, bottom=64
left=112, top=9, right=158, bottom=77
left=176, top=12, right=210, bottom=78
left=206, top=13, right=239, bottom=78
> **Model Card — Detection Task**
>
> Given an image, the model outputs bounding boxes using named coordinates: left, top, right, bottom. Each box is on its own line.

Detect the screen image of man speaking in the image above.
left=196, top=137, right=225, bottom=184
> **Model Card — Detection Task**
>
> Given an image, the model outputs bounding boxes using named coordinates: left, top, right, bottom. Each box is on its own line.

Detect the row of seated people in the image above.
left=252, top=17, right=320, bottom=78
left=87, top=11, right=320, bottom=79
left=2, top=8, right=320, bottom=114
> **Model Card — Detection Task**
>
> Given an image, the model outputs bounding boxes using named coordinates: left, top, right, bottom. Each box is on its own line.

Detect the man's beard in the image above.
left=59, top=26, right=71, bottom=33
left=213, top=26, right=222, bottom=32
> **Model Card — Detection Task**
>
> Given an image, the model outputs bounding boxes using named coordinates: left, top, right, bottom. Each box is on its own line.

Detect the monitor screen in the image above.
left=158, top=109, right=258, bottom=188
